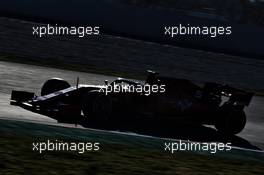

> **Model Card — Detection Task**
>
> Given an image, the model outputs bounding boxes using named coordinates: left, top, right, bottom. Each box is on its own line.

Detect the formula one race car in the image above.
left=10, top=71, right=254, bottom=135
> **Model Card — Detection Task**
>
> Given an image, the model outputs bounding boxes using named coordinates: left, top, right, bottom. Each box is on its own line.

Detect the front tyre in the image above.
left=215, top=105, right=246, bottom=135
left=41, top=78, right=70, bottom=96
left=81, top=91, right=112, bottom=123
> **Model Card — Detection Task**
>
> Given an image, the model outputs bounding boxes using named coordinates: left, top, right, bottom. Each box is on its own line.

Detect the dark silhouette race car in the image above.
left=10, top=71, right=254, bottom=135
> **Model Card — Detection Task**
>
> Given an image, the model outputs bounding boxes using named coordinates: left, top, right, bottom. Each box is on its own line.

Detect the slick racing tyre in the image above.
left=41, top=78, right=71, bottom=96
left=81, top=90, right=112, bottom=122
left=215, top=104, right=246, bottom=135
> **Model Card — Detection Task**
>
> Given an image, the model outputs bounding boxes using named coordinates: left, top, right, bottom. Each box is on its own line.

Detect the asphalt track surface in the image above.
left=0, top=61, right=263, bottom=151
left=1, top=17, right=264, bottom=91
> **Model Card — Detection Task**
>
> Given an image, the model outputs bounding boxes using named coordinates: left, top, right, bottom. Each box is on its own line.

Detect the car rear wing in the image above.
left=204, top=83, right=254, bottom=106
left=221, top=85, right=254, bottom=106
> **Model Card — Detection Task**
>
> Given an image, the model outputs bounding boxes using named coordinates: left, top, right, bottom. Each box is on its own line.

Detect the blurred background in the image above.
left=119, top=0, right=264, bottom=26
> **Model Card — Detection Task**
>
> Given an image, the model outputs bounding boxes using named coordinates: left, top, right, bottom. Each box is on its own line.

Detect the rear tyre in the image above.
left=81, top=91, right=112, bottom=123
left=41, top=78, right=70, bottom=96
left=215, top=104, right=246, bottom=135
